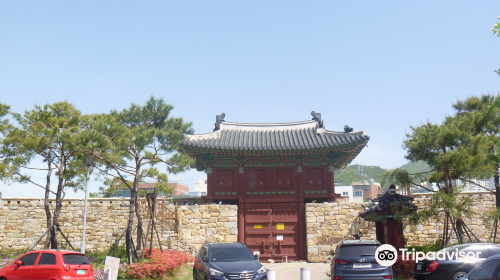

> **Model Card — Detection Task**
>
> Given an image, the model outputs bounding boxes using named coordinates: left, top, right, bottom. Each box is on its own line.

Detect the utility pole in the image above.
left=80, top=156, right=92, bottom=254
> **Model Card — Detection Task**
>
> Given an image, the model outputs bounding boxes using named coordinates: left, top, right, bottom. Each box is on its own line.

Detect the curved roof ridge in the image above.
left=219, top=120, right=317, bottom=131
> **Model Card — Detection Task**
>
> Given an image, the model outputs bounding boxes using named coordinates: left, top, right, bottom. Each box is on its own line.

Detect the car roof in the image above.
left=30, top=249, right=85, bottom=254
left=444, top=243, right=500, bottom=250
left=339, top=240, right=380, bottom=245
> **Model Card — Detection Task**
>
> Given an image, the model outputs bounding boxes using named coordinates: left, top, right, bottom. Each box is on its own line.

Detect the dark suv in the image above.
left=330, top=240, right=393, bottom=280
left=193, top=242, right=267, bottom=280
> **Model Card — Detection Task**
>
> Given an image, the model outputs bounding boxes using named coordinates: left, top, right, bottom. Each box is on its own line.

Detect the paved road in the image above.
left=263, top=262, right=331, bottom=280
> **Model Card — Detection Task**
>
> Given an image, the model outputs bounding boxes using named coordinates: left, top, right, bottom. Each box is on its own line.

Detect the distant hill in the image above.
left=399, top=160, right=432, bottom=174
left=334, top=161, right=431, bottom=190
left=334, top=164, right=388, bottom=188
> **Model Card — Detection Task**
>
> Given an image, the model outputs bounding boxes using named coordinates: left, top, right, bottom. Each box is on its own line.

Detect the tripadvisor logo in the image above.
left=375, top=244, right=398, bottom=266
left=375, top=244, right=484, bottom=266
left=400, top=248, right=482, bottom=262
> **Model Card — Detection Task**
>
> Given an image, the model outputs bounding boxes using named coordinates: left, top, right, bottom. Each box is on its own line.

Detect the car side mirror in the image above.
left=202, top=256, right=208, bottom=262
left=254, top=253, right=259, bottom=260
left=330, top=250, right=335, bottom=256
left=15, top=261, right=22, bottom=267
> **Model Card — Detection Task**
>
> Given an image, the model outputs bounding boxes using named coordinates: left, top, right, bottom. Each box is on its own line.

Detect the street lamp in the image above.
left=80, top=155, right=92, bottom=254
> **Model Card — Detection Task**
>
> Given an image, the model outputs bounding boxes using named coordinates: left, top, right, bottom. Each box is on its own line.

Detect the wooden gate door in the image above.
left=244, top=203, right=299, bottom=262
left=271, top=202, right=299, bottom=261
left=245, top=203, right=272, bottom=260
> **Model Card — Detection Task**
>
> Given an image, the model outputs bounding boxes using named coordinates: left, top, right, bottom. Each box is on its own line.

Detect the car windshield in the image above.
left=62, top=254, right=90, bottom=265
left=338, top=245, right=379, bottom=257
left=209, top=247, right=255, bottom=262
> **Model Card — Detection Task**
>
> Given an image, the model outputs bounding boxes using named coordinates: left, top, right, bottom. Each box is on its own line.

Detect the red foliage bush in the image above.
left=127, top=249, right=194, bottom=279
left=392, top=256, right=415, bottom=280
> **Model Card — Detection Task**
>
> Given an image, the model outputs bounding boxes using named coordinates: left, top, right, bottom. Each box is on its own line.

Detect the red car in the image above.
left=0, top=249, right=94, bottom=280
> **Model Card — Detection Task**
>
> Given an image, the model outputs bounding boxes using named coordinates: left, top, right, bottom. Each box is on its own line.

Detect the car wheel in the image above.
left=452, top=271, right=467, bottom=280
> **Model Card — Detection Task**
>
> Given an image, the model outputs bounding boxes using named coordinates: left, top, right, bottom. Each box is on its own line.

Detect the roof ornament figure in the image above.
left=187, top=128, right=195, bottom=135
left=388, top=184, right=396, bottom=194
left=311, top=111, right=323, bottom=128
left=344, top=125, right=353, bottom=133
left=213, top=112, right=226, bottom=131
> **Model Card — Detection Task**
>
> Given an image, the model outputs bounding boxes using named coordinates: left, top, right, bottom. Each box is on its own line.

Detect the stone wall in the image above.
left=173, top=204, right=238, bottom=254
left=0, top=198, right=238, bottom=254
left=405, top=192, right=496, bottom=246
left=304, top=192, right=500, bottom=262
left=305, top=200, right=376, bottom=262
left=1, top=192, right=498, bottom=263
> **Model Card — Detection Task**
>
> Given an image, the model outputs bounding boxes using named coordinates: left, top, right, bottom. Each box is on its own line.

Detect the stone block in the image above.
left=224, top=235, right=238, bottom=242
left=220, top=211, right=237, bottom=217
left=307, top=246, right=318, bottom=255
left=192, top=235, right=206, bottom=244
left=306, top=217, right=316, bottom=223
left=217, top=228, right=231, bottom=235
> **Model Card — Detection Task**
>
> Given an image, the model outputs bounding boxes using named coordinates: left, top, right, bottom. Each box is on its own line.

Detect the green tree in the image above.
left=382, top=113, right=477, bottom=247
left=0, top=102, right=86, bottom=248
left=493, top=16, right=500, bottom=75
left=0, top=103, right=13, bottom=177
left=80, top=96, right=194, bottom=263
left=453, top=95, right=500, bottom=239
left=382, top=95, right=500, bottom=246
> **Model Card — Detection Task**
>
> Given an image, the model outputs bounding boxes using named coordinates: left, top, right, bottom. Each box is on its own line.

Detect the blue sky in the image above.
left=0, top=1, right=499, bottom=198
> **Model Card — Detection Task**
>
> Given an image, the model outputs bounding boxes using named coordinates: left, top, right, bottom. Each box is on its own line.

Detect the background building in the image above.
left=334, top=185, right=353, bottom=202
left=352, top=179, right=381, bottom=203
left=194, top=178, right=207, bottom=196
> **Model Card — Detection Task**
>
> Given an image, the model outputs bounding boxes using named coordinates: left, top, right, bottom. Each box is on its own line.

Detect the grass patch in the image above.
left=169, top=264, right=193, bottom=280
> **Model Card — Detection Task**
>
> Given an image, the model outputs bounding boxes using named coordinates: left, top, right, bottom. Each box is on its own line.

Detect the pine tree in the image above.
left=79, top=96, right=194, bottom=263
left=0, top=102, right=87, bottom=248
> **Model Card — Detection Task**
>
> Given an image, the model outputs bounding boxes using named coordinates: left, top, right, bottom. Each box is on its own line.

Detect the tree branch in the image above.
left=459, top=178, right=496, bottom=194
left=16, top=172, right=58, bottom=195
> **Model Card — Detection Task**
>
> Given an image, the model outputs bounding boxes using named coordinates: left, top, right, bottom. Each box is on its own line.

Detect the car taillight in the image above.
left=64, top=265, right=70, bottom=271
left=334, top=258, right=349, bottom=265
left=382, top=276, right=392, bottom=279
left=334, top=277, right=343, bottom=280
left=426, top=261, right=438, bottom=272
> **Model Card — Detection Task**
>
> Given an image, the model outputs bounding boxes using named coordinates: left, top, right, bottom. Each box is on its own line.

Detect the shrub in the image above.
left=127, top=249, right=194, bottom=279
left=406, top=239, right=442, bottom=254
left=392, top=256, right=414, bottom=280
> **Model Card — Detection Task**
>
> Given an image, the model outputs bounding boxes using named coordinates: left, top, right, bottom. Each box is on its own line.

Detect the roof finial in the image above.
left=311, top=111, right=323, bottom=128
left=344, top=125, right=353, bottom=133
left=214, top=113, right=226, bottom=131
left=389, top=184, right=396, bottom=194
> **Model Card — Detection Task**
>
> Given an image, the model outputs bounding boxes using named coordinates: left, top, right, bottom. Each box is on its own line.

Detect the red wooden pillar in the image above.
left=206, top=170, right=214, bottom=203
left=238, top=195, right=245, bottom=243
left=387, top=218, right=404, bottom=251
left=298, top=195, right=305, bottom=260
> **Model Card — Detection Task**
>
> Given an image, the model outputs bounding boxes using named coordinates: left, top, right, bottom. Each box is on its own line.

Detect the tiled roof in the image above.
left=181, top=120, right=369, bottom=152
left=359, top=187, right=418, bottom=220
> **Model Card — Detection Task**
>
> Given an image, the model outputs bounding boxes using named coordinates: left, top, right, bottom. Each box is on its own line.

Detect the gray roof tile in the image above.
left=181, top=120, right=369, bottom=152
